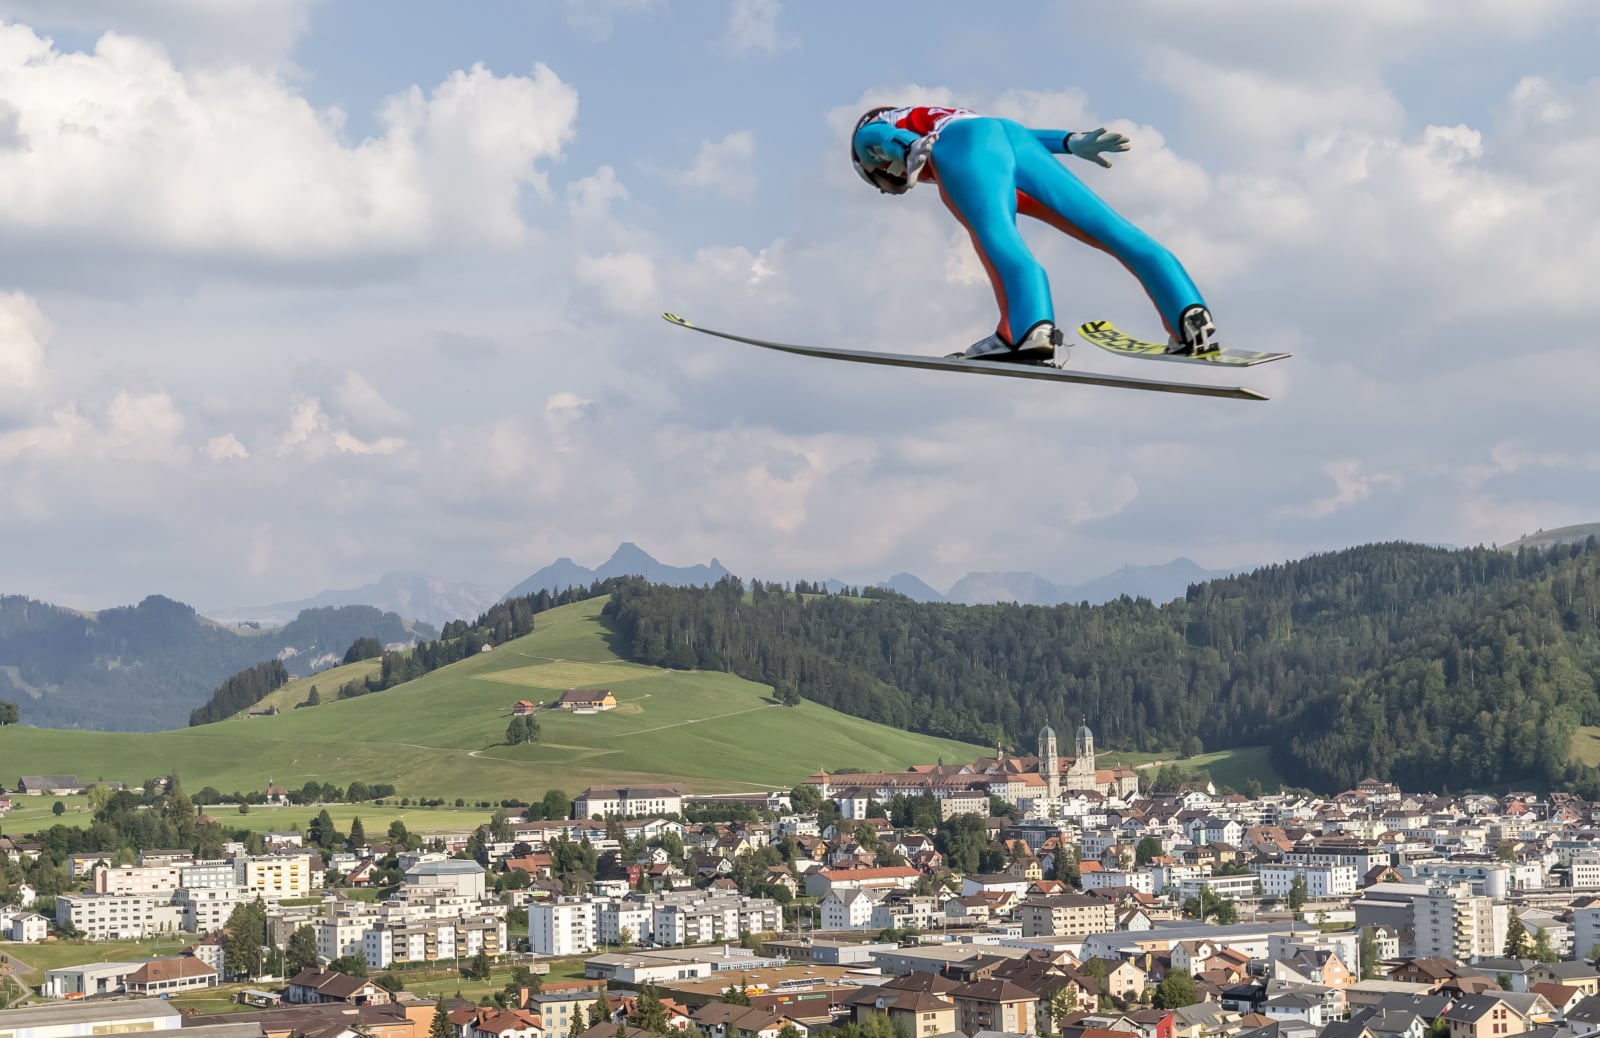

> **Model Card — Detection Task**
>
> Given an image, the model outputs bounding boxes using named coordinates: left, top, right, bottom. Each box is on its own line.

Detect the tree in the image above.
left=470, top=947, right=492, bottom=981
left=305, top=686, right=321, bottom=707
left=0, top=699, right=18, bottom=724
left=1045, top=987, right=1081, bottom=1035
left=349, top=816, right=366, bottom=848
left=1505, top=911, right=1530, bottom=958
left=1287, top=875, right=1308, bottom=912
left=1134, top=837, right=1163, bottom=866
left=1358, top=925, right=1380, bottom=980
left=1152, top=970, right=1197, bottom=1010
left=541, top=789, right=572, bottom=821
left=331, top=951, right=369, bottom=977
left=507, top=716, right=529, bottom=746
left=430, top=1000, right=453, bottom=1038
left=375, top=972, right=405, bottom=992
left=51, top=801, right=64, bottom=816
left=722, top=984, right=752, bottom=1006
left=287, top=925, right=319, bottom=975
left=1532, top=926, right=1558, bottom=963
left=591, top=997, right=611, bottom=1028
left=633, top=983, right=671, bottom=1034
left=223, top=900, right=267, bottom=980
left=344, top=636, right=383, bottom=663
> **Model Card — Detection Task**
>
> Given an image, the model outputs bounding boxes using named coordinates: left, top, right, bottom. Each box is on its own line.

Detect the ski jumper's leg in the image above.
left=1003, top=120, right=1205, bottom=337
left=931, top=117, right=1053, bottom=344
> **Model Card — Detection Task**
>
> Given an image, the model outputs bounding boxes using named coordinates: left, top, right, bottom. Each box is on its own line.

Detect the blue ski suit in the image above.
left=852, top=106, right=1207, bottom=346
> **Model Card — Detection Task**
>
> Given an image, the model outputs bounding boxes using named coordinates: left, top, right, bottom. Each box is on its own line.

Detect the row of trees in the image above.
left=192, top=780, right=397, bottom=806
left=603, top=539, right=1600, bottom=793
left=0, top=699, right=17, bottom=724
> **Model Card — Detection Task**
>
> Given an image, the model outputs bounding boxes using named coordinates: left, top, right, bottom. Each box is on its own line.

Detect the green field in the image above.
left=1099, top=745, right=1281, bottom=793
left=1572, top=726, right=1600, bottom=767
left=0, top=598, right=987, bottom=801
left=3, top=936, right=192, bottom=981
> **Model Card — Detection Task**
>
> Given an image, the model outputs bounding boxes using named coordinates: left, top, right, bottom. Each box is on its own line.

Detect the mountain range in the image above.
left=0, top=596, right=427, bottom=732
left=207, top=571, right=497, bottom=630
left=208, top=545, right=1237, bottom=628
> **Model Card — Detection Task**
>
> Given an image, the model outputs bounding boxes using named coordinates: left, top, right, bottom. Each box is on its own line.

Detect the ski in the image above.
left=663, top=314, right=1268, bottom=402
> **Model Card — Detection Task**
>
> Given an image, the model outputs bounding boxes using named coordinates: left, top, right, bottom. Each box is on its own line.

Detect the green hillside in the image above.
left=226, top=659, right=382, bottom=718
left=0, top=598, right=987, bottom=799
left=1504, top=523, right=1600, bottom=552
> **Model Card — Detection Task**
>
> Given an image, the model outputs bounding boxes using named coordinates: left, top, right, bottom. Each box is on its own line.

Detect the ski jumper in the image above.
left=853, top=106, right=1207, bottom=346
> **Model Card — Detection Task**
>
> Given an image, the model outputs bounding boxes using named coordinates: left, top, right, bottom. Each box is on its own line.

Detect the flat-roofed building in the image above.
left=404, top=859, right=487, bottom=899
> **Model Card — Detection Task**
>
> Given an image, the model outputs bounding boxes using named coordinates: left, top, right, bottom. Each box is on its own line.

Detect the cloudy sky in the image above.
left=2, top=0, right=1599, bottom=610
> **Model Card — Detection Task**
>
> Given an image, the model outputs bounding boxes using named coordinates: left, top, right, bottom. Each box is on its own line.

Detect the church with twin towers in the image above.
left=1031, top=719, right=1140, bottom=800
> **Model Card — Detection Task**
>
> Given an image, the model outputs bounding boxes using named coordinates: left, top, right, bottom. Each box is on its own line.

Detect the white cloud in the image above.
left=567, top=166, right=630, bottom=222
left=720, top=0, right=789, bottom=55
left=0, top=26, right=578, bottom=263
left=1283, top=460, right=1402, bottom=519
left=0, top=0, right=320, bottom=67
left=0, top=290, right=49, bottom=418
left=575, top=252, right=658, bottom=314
left=205, top=433, right=248, bottom=461
left=671, top=131, right=756, bottom=199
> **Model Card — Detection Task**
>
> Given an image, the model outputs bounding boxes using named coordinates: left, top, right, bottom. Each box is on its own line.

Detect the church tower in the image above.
left=1039, top=724, right=1060, bottom=800
left=1076, top=719, right=1095, bottom=766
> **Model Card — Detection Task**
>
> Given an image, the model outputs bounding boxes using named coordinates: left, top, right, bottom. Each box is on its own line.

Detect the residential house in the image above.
left=843, top=977, right=959, bottom=1037
left=5, top=911, right=48, bottom=942
left=1441, top=993, right=1530, bottom=1038
left=689, top=1003, right=796, bottom=1038
left=1528, top=962, right=1600, bottom=996
left=555, top=690, right=618, bottom=712
left=1261, top=992, right=1326, bottom=1029
left=286, top=968, right=393, bottom=1006
left=513, top=700, right=538, bottom=716
left=458, top=1007, right=544, bottom=1038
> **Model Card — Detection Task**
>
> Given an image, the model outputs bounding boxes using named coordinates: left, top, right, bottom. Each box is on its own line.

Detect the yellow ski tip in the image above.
left=662, top=312, right=691, bottom=327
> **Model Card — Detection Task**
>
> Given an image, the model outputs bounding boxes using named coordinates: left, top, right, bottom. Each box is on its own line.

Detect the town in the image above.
left=5, top=723, right=1600, bottom=1038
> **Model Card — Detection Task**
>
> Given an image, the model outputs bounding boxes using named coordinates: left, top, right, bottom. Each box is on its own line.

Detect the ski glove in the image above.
left=900, top=134, right=936, bottom=191
left=1066, top=128, right=1131, bottom=168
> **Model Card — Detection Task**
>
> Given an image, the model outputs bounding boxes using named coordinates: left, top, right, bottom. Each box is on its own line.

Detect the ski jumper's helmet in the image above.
left=851, top=106, right=910, bottom=194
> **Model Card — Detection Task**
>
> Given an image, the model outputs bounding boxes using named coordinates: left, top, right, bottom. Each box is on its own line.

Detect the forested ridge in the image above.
left=602, top=539, right=1600, bottom=794
left=0, top=595, right=428, bottom=732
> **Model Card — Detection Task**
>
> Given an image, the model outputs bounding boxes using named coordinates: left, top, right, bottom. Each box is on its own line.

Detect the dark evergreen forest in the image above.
left=602, top=540, right=1600, bottom=795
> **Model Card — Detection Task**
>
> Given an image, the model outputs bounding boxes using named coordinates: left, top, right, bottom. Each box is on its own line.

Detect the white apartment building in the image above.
left=531, top=898, right=596, bottom=956
left=240, top=855, right=312, bottom=898
left=820, top=889, right=878, bottom=930
left=595, top=898, right=655, bottom=946
left=93, top=865, right=184, bottom=895
left=1413, top=861, right=1512, bottom=898
left=1082, top=870, right=1155, bottom=894
left=173, top=886, right=252, bottom=933
left=1573, top=906, right=1600, bottom=958
left=363, top=915, right=505, bottom=968
left=1256, top=864, right=1358, bottom=898
left=652, top=894, right=780, bottom=945
left=317, top=910, right=377, bottom=962
left=574, top=786, right=685, bottom=818
left=1411, top=884, right=1505, bottom=961
left=56, top=893, right=184, bottom=940
left=1150, top=863, right=1210, bottom=895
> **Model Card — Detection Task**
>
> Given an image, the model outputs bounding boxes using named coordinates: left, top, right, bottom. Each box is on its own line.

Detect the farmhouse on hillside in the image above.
left=513, top=700, right=538, bottom=716
left=553, top=689, right=617, bottom=712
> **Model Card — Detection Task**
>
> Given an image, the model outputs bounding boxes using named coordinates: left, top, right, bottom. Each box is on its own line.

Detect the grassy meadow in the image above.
left=0, top=598, right=989, bottom=802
